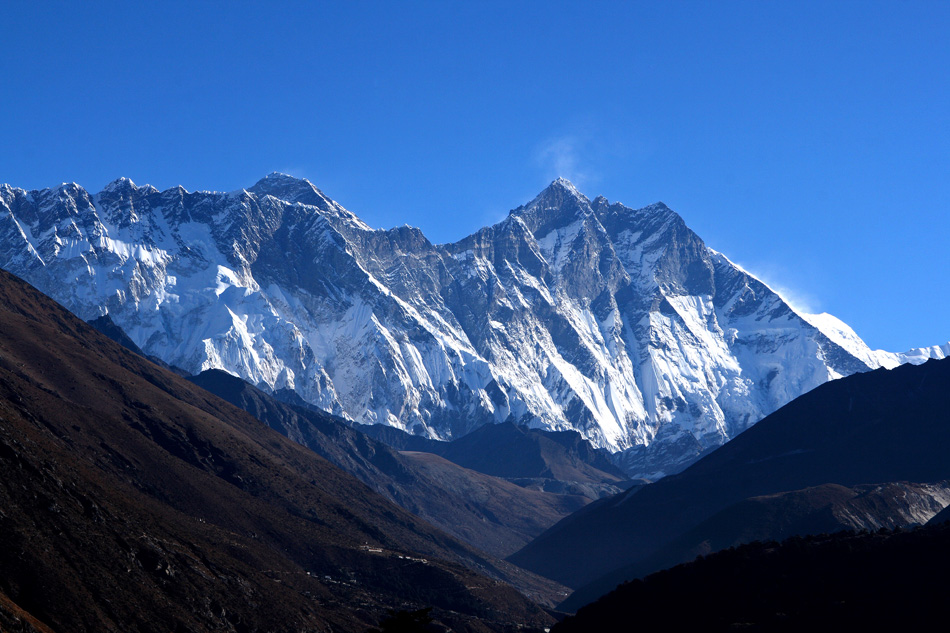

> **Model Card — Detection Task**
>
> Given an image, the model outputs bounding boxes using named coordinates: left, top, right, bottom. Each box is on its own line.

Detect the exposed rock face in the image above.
left=1, top=175, right=941, bottom=476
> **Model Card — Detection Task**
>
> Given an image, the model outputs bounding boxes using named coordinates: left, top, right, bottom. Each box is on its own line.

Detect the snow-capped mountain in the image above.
left=0, top=174, right=942, bottom=477
left=798, top=311, right=948, bottom=369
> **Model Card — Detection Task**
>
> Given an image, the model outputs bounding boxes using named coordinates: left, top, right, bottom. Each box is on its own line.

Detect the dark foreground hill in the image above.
left=0, top=268, right=557, bottom=633
left=553, top=522, right=950, bottom=632
left=560, top=479, right=950, bottom=612
left=510, top=356, right=950, bottom=607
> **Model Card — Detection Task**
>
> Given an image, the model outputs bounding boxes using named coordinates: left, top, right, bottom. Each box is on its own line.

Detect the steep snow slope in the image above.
left=0, top=175, right=940, bottom=477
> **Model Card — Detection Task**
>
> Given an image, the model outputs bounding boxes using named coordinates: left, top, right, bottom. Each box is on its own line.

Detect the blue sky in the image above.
left=1, top=1, right=947, bottom=352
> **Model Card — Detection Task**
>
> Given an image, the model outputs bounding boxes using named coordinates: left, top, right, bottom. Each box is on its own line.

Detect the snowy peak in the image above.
left=101, top=176, right=137, bottom=193
left=258, top=171, right=302, bottom=183
left=799, top=312, right=889, bottom=369
left=248, top=172, right=370, bottom=232
left=594, top=199, right=680, bottom=237
left=801, top=311, right=950, bottom=370
left=898, top=343, right=950, bottom=365
left=550, top=177, right=585, bottom=197
left=533, top=177, right=589, bottom=207
left=99, top=177, right=160, bottom=199
left=250, top=172, right=326, bottom=205
left=251, top=171, right=309, bottom=189
left=510, top=178, right=594, bottom=236
left=587, top=196, right=714, bottom=298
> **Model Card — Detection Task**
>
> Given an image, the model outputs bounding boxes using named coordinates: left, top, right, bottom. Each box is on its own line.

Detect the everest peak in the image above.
left=250, top=172, right=317, bottom=196
left=248, top=172, right=348, bottom=216
left=102, top=176, right=137, bottom=192
left=99, top=178, right=158, bottom=198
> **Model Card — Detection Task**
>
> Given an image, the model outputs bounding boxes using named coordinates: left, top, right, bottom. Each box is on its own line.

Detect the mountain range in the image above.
left=2, top=175, right=944, bottom=477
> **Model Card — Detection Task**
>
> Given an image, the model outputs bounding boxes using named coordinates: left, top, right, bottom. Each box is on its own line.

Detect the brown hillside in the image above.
left=0, top=268, right=557, bottom=633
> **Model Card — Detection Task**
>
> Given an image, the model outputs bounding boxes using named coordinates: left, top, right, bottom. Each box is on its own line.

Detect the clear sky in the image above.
left=1, top=1, right=947, bottom=352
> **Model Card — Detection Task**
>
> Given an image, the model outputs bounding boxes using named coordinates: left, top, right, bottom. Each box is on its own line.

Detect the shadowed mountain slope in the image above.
left=560, top=479, right=950, bottom=611
left=437, top=422, right=626, bottom=484
left=553, top=523, right=950, bottom=632
left=360, top=419, right=628, bottom=495
left=87, top=313, right=147, bottom=356
left=0, top=590, right=56, bottom=633
left=87, top=314, right=188, bottom=376
left=929, top=503, right=950, bottom=525
left=0, top=268, right=558, bottom=633
left=188, top=369, right=593, bottom=557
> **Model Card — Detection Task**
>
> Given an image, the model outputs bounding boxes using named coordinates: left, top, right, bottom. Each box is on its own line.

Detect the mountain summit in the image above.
left=0, top=177, right=943, bottom=477
left=249, top=172, right=321, bottom=201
